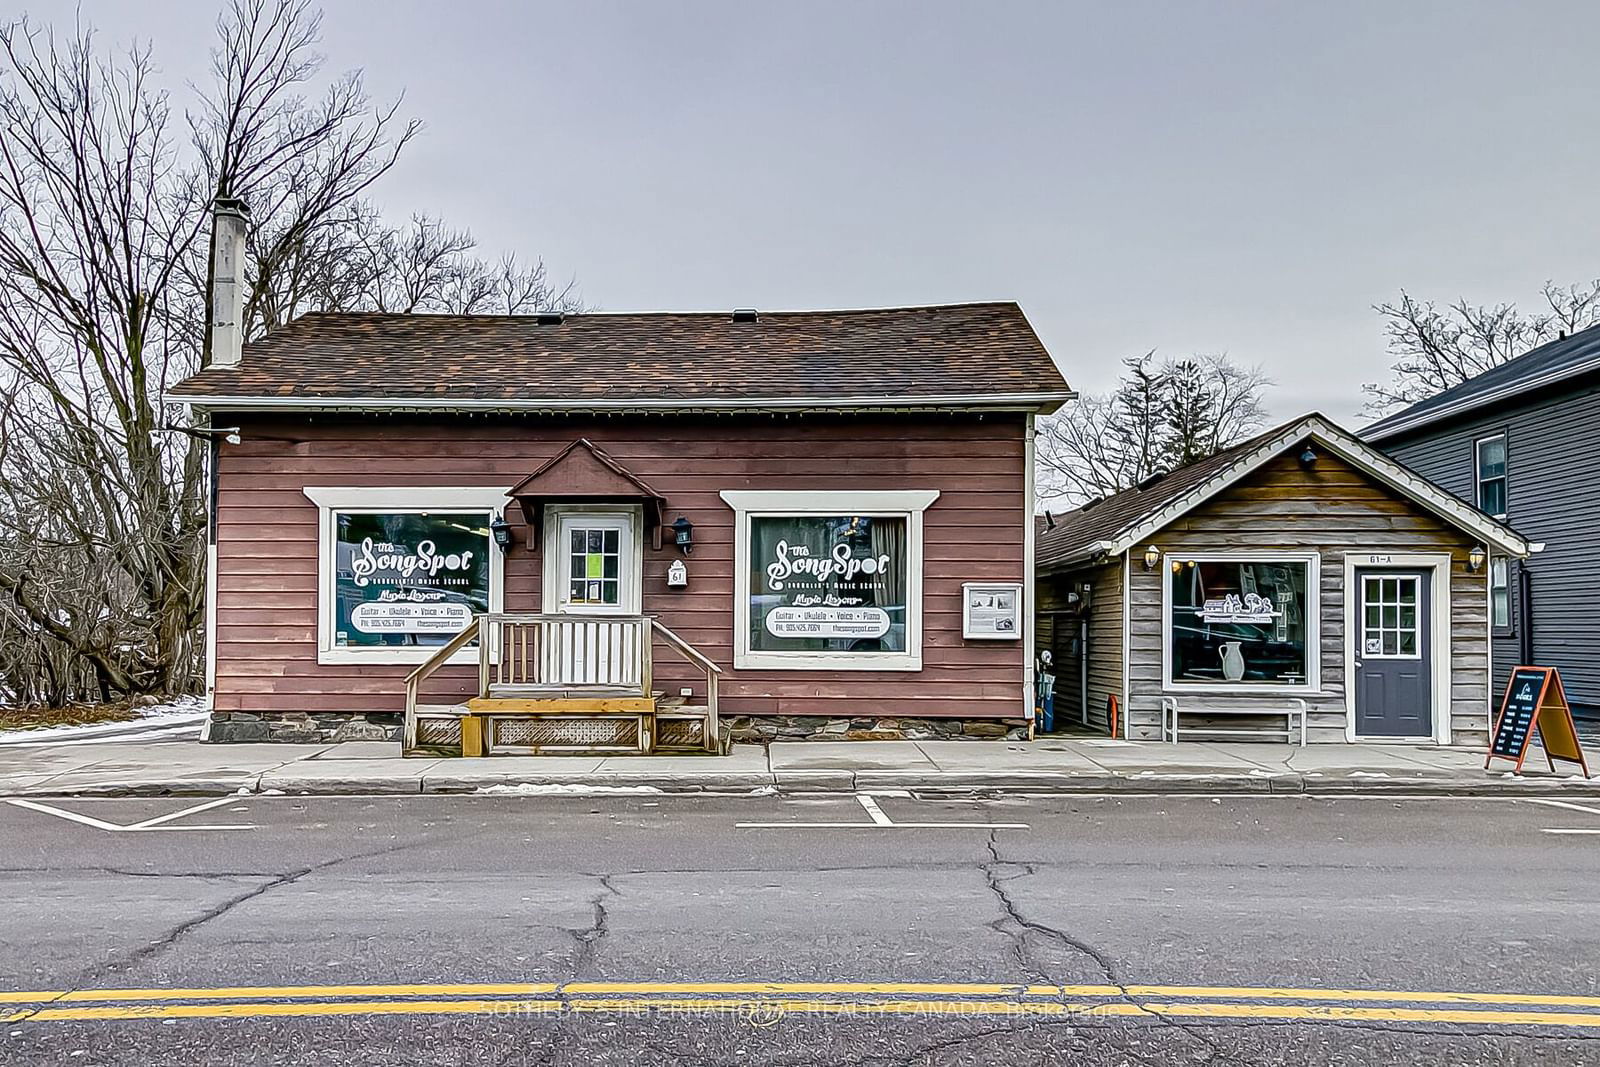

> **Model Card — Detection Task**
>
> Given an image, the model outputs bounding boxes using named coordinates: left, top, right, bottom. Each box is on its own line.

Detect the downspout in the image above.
left=1080, top=602, right=1089, bottom=727
left=1022, top=414, right=1037, bottom=731
left=200, top=427, right=219, bottom=742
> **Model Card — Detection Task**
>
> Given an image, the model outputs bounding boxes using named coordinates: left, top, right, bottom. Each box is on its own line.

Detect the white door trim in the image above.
left=1342, top=551, right=1452, bottom=745
left=542, top=504, right=643, bottom=615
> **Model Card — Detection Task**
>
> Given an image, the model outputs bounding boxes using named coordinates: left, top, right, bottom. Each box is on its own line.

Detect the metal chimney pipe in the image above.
left=209, top=198, right=250, bottom=369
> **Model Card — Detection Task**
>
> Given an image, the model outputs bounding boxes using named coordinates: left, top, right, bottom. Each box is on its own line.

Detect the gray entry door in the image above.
left=1353, top=569, right=1433, bottom=737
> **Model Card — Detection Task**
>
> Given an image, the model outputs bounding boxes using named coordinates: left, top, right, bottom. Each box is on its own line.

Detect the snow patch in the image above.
left=0, top=696, right=208, bottom=745
left=476, top=783, right=666, bottom=796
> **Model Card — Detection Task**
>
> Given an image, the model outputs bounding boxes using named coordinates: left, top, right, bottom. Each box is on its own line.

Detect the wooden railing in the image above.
left=652, top=618, right=722, bottom=747
left=488, top=613, right=652, bottom=694
left=403, top=613, right=721, bottom=753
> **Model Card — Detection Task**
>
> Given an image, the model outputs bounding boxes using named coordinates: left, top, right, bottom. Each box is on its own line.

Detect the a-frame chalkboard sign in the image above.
left=1485, top=666, right=1591, bottom=777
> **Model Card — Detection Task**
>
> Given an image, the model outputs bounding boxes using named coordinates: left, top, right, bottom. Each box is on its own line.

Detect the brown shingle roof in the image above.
left=1036, top=422, right=1299, bottom=568
left=169, top=302, right=1071, bottom=409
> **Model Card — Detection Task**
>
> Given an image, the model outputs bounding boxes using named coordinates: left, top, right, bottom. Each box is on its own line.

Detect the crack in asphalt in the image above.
left=3, top=833, right=449, bottom=1030
left=982, top=830, right=1223, bottom=1066
left=556, top=872, right=622, bottom=993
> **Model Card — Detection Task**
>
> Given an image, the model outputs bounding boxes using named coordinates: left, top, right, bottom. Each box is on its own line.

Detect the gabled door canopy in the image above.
left=508, top=438, right=667, bottom=548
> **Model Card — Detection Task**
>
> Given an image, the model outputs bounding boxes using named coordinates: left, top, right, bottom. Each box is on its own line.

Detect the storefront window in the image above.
left=332, top=511, right=491, bottom=648
left=1167, top=558, right=1313, bottom=687
left=748, top=515, right=908, bottom=654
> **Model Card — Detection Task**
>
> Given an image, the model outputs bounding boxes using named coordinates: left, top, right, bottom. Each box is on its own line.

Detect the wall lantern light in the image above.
left=671, top=516, right=695, bottom=555
left=489, top=514, right=514, bottom=550
left=1299, top=446, right=1318, bottom=467
left=1142, top=544, right=1161, bottom=571
left=1468, top=545, right=1487, bottom=572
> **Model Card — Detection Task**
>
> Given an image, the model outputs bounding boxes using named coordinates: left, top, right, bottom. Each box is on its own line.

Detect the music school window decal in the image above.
left=749, top=515, right=909, bottom=655
left=331, top=511, right=492, bottom=649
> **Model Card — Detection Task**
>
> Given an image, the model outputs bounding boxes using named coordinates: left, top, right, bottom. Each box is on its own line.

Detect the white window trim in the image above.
left=1160, top=551, right=1323, bottom=696
left=303, top=486, right=510, bottom=666
left=721, top=489, right=938, bottom=671
left=541, top=504, right=644, bottom=615
left=1341, top=552, right=1452, bottom=745
left=1489, top=555, right=1511, bottom=631
left=1475, top=433, right=1507, bottom=519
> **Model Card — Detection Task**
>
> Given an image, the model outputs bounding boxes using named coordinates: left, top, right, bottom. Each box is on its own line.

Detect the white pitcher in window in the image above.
left=1218, top=641, right=1246, bottom=682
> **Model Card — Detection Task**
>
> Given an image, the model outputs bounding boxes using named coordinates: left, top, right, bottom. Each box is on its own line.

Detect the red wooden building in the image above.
left=169, top=298, right=1071, bottom=753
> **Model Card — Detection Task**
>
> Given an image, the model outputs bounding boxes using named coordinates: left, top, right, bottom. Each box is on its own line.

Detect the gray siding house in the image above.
left=1364, top=324, right=1600, bottom=719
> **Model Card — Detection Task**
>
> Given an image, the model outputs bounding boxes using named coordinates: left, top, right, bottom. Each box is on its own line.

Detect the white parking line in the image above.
left=3, top=797, right=255, bottom=833
left=737, top=793, right=1028, bottom=830
left=855, top=795, right=893, bottom=826
left=1541, top=829, right=1600, bottom=836
left=1522, top=798, right=1600, bottom=818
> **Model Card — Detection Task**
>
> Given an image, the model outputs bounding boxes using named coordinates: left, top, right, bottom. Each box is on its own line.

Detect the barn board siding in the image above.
left=1378, top=379, right=1600, bottom=716
left=213, top=412, right=1029, bottom=720
left=1037, top=561, right=1122, bottom=733
left=1110, top=449, right=1488, bottom=743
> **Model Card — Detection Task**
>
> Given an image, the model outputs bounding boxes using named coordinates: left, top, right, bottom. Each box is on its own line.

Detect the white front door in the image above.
left=542, top=510, right=642, bottom=687
left=551, top=512, right=638, bottom=615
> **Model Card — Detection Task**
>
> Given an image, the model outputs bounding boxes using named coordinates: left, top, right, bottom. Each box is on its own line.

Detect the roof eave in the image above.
left=1363, top=354, right=1600, bottom=443
left=1097, top=415, right=1532, bottom=559
left=167, top=389, right=1077, bottom=415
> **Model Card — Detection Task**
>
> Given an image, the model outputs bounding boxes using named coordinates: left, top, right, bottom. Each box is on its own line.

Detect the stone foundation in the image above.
left=726, top=715, right=1031, bottom=743
left=206, top=711, right=402, bottom=744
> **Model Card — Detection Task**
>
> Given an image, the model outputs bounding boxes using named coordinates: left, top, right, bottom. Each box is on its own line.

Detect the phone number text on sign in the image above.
left=764, top=606, right=890, bottom=639
left=351, top=602, right=472, bottom=634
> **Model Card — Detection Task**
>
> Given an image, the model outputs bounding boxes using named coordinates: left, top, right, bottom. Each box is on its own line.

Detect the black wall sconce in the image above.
left=1468, top=545, right=1487, bottom=572
left=1299, top=446, right=1318, bottom=467
left=671, top=516, right=695, bottom=555
left=1142, top=544, right=1161, bottom=570
left=489, top=514, right=514, bottom=550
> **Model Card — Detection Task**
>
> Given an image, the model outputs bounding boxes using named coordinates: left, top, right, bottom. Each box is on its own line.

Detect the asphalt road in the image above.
left=1, top=791, right=1598, bottom=1065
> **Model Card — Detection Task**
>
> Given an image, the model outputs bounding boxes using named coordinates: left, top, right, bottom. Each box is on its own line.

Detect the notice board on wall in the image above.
left=1486, top=667, right=1591, bottom=778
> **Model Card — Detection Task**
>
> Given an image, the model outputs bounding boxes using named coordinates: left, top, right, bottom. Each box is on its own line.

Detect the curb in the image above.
left=4, top=773, right=1596, bottom=799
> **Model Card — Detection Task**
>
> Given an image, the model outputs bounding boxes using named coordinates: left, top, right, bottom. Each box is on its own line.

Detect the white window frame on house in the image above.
left=1475, top=433, right=1508, bottom=519
left=303, top=486, right=510, bottom=666
left=1160, top=551, right=1322, bottom=695
left=1489, top=555, right=1512, bottom=632
left=721, top=489, right=939, bottom=671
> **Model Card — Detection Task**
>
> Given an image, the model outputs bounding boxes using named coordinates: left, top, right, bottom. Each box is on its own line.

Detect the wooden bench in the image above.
left=1159, top=696, right=1308, bottom=746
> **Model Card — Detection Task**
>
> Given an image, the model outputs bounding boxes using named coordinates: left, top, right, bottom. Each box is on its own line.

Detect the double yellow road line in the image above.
left=5, top=981, right=1600, bottom=1028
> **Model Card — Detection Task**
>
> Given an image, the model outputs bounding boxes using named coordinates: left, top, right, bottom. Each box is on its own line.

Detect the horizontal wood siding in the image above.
left=1121, top=449, right=1488, bottom=743
left=1036, top=562, right=1121, bottom=732
left=1380, top=380, right=1600, bottom=715
left=214, top=413, right=1028, bottom=720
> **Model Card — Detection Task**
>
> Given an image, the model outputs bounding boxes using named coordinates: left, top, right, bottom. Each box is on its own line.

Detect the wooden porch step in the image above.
left=467, top=695, right=655, bottom=714
left=486, top=683, right=642, bottom=699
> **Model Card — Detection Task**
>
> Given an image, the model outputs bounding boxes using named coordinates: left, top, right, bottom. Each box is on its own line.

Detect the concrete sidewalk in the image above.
left=0, top=734, right=1594, bottom=797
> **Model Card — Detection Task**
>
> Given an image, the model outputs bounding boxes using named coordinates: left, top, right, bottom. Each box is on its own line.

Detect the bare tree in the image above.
left=1363, top=281, right=1600, bottom=413
left=0, top=2, right=572, bottom=706
left=1037, top=353, right=1271, bottom=509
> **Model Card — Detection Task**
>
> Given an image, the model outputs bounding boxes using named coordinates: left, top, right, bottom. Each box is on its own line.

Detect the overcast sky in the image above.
left=31, top=1, right=1600, bottom=422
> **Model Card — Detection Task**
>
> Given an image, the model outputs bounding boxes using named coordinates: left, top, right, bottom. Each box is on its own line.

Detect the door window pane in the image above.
left=566, top=523, right=624, bottom=606
left=1169, top=560, right=1310, bottom=685
left=1362, top=574, right=1422, bottom=660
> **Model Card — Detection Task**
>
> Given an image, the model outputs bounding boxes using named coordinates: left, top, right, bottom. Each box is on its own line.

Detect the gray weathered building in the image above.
left=1364, top=324, right=1600, bottom=719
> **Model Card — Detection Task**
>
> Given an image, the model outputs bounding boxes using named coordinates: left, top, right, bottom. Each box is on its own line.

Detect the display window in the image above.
left=1165, top=555, right=1318, bottom=689
left=722, top=490, right=938, bottom=671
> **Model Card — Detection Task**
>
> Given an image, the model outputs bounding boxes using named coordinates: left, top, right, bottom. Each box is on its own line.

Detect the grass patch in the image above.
left=0, top=704, right=142, bottom=731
